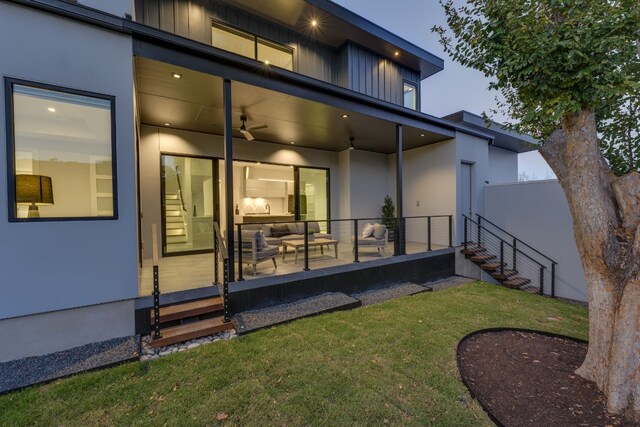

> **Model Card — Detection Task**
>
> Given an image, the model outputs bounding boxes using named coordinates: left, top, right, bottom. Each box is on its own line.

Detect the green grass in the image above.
left=0, top=282, right=588, bottom=426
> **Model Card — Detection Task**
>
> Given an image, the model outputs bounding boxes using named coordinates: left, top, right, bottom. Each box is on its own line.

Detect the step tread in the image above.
left=470, top=254, right=496, bottom=262
left=461, top=247, right=487, bottom=255
left=503, top=277, right=532, bottom=288
left=479, top=262, right=506, bottom=271
left=151, top=297, right=224, bottom=325
left=151, top=316, right=234, bottom=348
left=490, top=269, right=519, bottom=280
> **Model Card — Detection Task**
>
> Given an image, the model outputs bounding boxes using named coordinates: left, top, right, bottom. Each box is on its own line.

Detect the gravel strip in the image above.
left=0, top=335, right=139, bottom=394
left=351, top=283, right=428, bottom=306
left=233, top=292, right=360, bottom=334
left=421, top=275, right=476, bottom=291
left=139, top=329, right=237, bottom=361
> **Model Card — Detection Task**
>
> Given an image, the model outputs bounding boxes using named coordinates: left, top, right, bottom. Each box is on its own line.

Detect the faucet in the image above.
left=265, top=204, right=271, bottom=215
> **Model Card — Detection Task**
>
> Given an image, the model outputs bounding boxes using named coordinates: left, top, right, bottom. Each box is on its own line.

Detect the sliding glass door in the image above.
left=298, top=167, right=329, bottom=231
left=161, top=154, right=217, bottom=255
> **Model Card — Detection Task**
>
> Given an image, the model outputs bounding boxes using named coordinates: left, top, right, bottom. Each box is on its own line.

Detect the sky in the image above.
left=332, top=0, right=556, bottom=180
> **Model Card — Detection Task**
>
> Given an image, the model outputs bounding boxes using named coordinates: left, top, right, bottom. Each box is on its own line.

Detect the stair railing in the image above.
left=476, top=214, right=557, bottom=297
left=151, top=224, right=162, bottom=339
left=463, top=215, right=549, bottom=296
left=175, top=165, right=189, bottom=242
left=213, top=222, right=231, bottom=323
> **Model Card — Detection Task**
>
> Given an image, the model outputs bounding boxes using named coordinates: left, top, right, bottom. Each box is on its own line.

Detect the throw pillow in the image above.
left=308, top=221, right=321, bottom=233
left=273, top=223, right=289, bottom=237
left=258, top=231, right=269, bottom=249
left=372, top=223, right=386, bottom=240
left=361, top=223, right=374, bottom=238
left=286, top=222, right=299, bottom=235
left=261, top=224, right=273, bottom=237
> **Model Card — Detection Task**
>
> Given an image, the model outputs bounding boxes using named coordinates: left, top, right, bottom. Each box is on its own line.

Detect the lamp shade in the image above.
left=16, top=174, right=54, bottom=205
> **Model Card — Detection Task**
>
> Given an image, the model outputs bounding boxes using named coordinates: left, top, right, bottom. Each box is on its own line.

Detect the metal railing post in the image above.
left=223, top=259, right=230, bottom=323
left=477, top=216, right=481, bottom=246
left=500, top=240, right=504, bottom=274
left=448, top=215, right=453, bottom=248
left=539, top=266, right=545, bottom=296
left=427, top=216, right=432, bottom=251
left=237, top=224, right=244, bottom=281
left=353, top=219, right=359, bottom=263
left=303, top=221, right=310, bottom=271
left=464, top=217, right=468, bottom=251
left=512, top=238, right=517, bottom=270
left=551, top=263, right=556, bottom=298
left=402, top=217, right=406, bottom=254
left=151, top=224, right=161, bottom=339
left=214, top=228, right=219, bottom=285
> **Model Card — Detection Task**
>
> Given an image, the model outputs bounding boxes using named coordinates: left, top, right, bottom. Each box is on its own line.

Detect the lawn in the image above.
left=0, top=282, right=589, bottom=426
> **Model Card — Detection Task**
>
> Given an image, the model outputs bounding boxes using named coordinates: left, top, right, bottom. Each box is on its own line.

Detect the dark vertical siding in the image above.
left=347, top=42, right=420, bottom=107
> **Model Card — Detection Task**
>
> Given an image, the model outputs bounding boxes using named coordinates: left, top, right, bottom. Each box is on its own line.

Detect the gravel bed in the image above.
left=0, top=335, right=139, bottom=394
left=233, top=292, right=360, bottom=334
left=421, top=275, right=476, bottom=291
left=351, top=283, right=428, bottom=306
left=139, top=329, right=238, bottom=361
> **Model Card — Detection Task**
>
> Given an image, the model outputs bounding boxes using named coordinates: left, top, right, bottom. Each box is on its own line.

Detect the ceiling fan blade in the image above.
left=240, top=129, right=255, bottom=141
left=246, top=123, right=268, bottom=131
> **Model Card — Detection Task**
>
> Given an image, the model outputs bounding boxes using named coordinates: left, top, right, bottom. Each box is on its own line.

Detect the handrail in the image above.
left=463, top=214, right=546, bottom=269
left=175, top=165, right=188, bottom=213
left=476, top=214, right=557, bottom=264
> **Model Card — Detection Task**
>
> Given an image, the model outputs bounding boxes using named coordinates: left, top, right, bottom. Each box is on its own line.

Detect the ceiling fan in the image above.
left=235, top=114, right=267, bottom=141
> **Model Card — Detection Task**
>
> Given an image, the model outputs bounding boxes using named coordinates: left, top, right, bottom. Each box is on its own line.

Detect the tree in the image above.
left=433, top=0, right=640, bottom=421
left=380, top=195, right=396, bottom=231
left=598, top=93, right=640, bottom=175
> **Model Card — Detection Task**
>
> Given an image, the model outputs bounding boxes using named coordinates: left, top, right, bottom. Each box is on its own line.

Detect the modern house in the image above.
left=0, top=0, right=539, bottom=364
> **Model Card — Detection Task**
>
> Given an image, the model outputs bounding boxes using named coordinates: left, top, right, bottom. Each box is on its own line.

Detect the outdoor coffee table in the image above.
left=282, top=238, right=339, bottom=264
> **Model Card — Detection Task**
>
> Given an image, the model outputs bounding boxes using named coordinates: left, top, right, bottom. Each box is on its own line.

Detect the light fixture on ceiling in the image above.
left=420, top=133, right=425, bottom=137
left=172, top=72, right=182, bottom=79
left=47, top=107, right=56, bottom=113
left=311, top=19, right=318, bottom=27
left=348, top=136, right=355, bottom=150
left=290, top=141, right=295, bottom=145
left=164, top=122, right=171, bottom=126
left=264, top=60, right=270, bottom=65
left=341, top=114, right=349, bottom=118
left=394, top=51, right=399, bottom=57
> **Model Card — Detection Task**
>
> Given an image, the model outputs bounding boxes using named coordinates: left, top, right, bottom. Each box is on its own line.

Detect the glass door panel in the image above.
left=298, top=168, right=328, bottom=231
left=162, top=155, right=215, bottom=255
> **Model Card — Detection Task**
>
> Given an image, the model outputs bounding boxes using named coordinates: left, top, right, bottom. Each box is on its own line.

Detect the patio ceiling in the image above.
left=135, top=57, right=452, bottom=154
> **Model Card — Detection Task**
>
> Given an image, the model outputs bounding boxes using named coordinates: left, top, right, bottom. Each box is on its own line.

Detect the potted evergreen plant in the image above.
left=381, top=195, right=395, bottom=242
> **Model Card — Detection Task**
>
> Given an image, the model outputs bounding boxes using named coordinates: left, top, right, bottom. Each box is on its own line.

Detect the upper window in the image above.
left=403, top=81, right=418, bottom=110
left=6, top=80, right=117, bottom=221
left=212, top=22, right=294, bottom=71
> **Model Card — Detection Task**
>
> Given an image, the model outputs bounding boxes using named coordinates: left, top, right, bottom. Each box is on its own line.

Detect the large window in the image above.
left=212, top=22, right=294, bottom=71
left=403, top=81, right=418, bottom=110
left=6, top=79, right=117, bottom=220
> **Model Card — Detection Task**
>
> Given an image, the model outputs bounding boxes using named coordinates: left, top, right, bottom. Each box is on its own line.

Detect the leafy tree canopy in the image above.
left=433, top=0, right=640, bottom=146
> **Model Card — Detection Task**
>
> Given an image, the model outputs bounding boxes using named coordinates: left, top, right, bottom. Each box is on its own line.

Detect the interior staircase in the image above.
left=461, top=243, right=538, bottom=293
left=165, top=193, right=188, bottom=251
left=151, top=296, right=234, bottom=347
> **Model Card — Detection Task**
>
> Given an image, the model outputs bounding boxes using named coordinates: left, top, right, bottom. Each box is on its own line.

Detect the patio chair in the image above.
left=352, top=223, right=388, bottom=256
left=234, top=229, right=279, bottom=275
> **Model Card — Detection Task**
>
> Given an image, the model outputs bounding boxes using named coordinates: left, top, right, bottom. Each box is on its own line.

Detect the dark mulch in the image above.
left=457, top=330, right=631, bottom=427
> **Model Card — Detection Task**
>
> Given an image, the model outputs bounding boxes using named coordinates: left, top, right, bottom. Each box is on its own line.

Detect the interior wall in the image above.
left=0, top=3, right=137, bottom=320
left=139, top=125, right=339, bottom=259
left=485, top=180, right=587, bottom=302
left=488, top=146, right=518, bottom=184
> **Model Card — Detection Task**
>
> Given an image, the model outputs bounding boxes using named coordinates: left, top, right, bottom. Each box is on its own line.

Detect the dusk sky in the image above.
left=333, top=0, right=555, bottom=179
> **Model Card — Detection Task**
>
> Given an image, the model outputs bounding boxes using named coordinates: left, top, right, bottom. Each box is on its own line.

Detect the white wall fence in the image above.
left=485, top=180, right=588, bottom=303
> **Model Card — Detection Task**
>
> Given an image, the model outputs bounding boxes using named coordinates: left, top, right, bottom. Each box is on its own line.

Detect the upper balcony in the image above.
left=133, top=0, right=444, bottom=110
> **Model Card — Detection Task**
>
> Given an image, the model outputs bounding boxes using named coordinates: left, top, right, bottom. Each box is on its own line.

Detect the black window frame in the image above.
left=4, top=77, right=119, bottom=222
left=402, top=80, right=419, bottom=111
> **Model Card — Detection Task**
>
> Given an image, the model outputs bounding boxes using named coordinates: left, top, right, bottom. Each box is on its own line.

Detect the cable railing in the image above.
left=463, top=214, right=552, bottom=296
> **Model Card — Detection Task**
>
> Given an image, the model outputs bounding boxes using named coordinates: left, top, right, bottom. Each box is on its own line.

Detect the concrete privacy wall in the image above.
left=485, top=180, right=588, bottom=302
left=139, top=125, right=340, bottom=259
left=0, top=3, right=138, bottom=319
left=488, top=146, right=518, bottom=184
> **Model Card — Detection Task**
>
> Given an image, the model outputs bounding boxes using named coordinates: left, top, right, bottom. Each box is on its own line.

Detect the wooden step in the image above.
left=479, top=262, right=506, bottom=271
left=470, top=254, right=496, bottom=263
left=165, top=198, right=181, bottom=205
left=461, top=246, right=487, bottom=255
left=151, top=297, right=224, bottom=325
left=166, top=222, right=185, bottom=230
left=166, top=210, right=182, bottom=217
left=166, top=194, right=179, bottom=200
left=490, top=269, right=519, bottom=280
left=167, top=236, right=188, bottom=244
left=166, top=205, right=182, bottom=212
left=166, top=229, right=186, bottom=236
left=166, top=216, right=183, bottom=223
left=151, top=316, right=234, bottom=348
left=503, top=277, right=531, bottom=289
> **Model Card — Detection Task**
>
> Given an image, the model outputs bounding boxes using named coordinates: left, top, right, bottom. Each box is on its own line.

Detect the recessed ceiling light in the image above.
left=394, top=51, right=399, bottom=56
left=47, top=107, right=56, bottom=113
left=172, top=72, right=182, bottom=79
left=264, top=60, right=270, bottom=65
left=420, top=133, right=425, bottom=137
left=164, top=122, right=171, bottom=126
left=341, top=114, right=349, bottom=118
left=290, top=141, right=295, bottom=145
left=311, top=19, right=318, bottom=27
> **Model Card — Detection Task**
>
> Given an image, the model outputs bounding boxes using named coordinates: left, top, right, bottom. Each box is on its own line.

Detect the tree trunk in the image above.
left=539, top=110, right=640, bottom=422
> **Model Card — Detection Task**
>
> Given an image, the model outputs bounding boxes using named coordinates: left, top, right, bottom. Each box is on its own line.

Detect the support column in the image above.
left=395, top=123, right=405, bottom=255
left=223, top=79, right=235, bottom=281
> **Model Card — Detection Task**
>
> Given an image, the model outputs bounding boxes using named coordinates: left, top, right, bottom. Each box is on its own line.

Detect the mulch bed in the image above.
left=457, top=329, right=632, bottom=426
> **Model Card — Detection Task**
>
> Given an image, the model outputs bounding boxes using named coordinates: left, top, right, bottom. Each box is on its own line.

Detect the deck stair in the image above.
left=151, top=296, right=234, bottom=348
left=462, top=243, right=535, bottom=293
left=164, top=194, right=188, bottom=251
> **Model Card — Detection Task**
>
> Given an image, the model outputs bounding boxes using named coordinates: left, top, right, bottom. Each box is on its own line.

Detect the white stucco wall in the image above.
left=347, top=149, right=391, bottom=219
left=488, top=146, right=518, bottom=184
left=485, top=180, right=587, bottom=302
left=0, top=3, right=137, bottom=320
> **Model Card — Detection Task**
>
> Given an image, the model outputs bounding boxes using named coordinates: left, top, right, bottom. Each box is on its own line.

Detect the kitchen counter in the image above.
left=242, top=214, right=294, bottom=224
